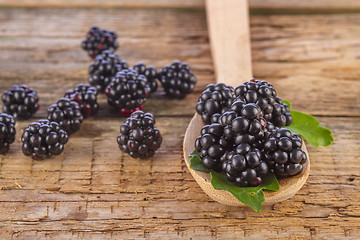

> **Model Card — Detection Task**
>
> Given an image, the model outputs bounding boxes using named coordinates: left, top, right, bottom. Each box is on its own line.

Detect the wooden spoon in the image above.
left=182, top=0, right=310, bottom=206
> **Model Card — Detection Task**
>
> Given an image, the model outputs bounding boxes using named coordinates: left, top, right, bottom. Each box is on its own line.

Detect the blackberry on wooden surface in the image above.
left=88, top=50, right=128, bottom=93
left=195, top=83, right=234, bottom=124
left=105, top=69, right=150, bottom=115
left=117, top=111, right=162, bottom=159
left=81, top=26, right=119, bottom=58
left=133, top=62, right=158, bottom=93
left=158, top=60, right=196, bottom=99
left=64, top=83, right=99, bottom=118
left=1, top=85, right=39, bottom=119
left=47, top=98, right=83, bottom=135
left=0, top=113, right=16, bottom=154
left=263, top=128, right=307, bottom=178
left=22, top=119, right=68, bottom=160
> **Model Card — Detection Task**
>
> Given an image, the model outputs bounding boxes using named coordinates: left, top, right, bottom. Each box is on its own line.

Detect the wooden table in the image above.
left=0, top=1, right=359, bottom=239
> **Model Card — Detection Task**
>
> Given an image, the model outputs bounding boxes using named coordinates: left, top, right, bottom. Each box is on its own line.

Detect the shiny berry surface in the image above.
left=2, top=85, right=39, bottom=119
left=22, top=119, right=68, bottom=160
left=117, top=111, right=162, bottom=159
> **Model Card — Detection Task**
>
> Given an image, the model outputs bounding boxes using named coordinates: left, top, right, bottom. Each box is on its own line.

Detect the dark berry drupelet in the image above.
left=1, top=85, right=39, bottom=119
left=220, top=146, right=269, bottom=187
left=0, top=113, right=16, bottom=154
left=64, top=83, right=99, bottom=118
left=218, top=102, right=267, bottom=149
left=234, top=79, right=292, bottom=127
left=158, top=60, right=197, bottom=99
left=106, top=69, right=150, bottom=115
left=195, top=83, right=234, bottom=124
left=89, top=50, right=128, bottom=93
left=117, top=111, right=162, bottom=159
left=81, top=26, right=119, bottom=58
left=133, top=62, right=158, bottom=93
left=263, top=128, right=307, bottom=178
left=48, top=98, right=83, bottom=134
left=22, top=119, right=68, bottom=160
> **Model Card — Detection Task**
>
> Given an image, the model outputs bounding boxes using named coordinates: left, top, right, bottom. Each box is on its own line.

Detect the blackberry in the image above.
left=81, top=26, right=119, bottom=58
left=194, top=123, right=229, bottom=172
left=195, top=83, right=234, bottom=124
left=64, top=83, right=99, bottom=118
left=105, top=69, right=150, bottom=115
left=221, top=146, right=269, bottom=187
left=1, top=85, right=39, bottom=119
left=89, top=50, right=128, bottom=93
left=21, top=119, right=68, bottom=160
left=48, top=98, right=83, bottom=134
left=234, top=79, right=292, bottom=127
left=158, top=60, right=196, bottom=99
left=117, top=111, right=162, bottom=158
left=133, top=62, right=158, bottom=93
left=263, top=128, right=307, bottom=178
left=219, top=102, right=267, bottom=149
left=0, top=113, right=16, bottom=154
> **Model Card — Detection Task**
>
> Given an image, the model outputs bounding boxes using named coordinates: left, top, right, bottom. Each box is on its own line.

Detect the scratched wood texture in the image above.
left=0, top=5, right=359, bottom=240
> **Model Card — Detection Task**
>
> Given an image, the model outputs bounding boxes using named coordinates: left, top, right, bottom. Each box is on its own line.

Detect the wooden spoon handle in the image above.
left=206, top=0, right=253, bottom=85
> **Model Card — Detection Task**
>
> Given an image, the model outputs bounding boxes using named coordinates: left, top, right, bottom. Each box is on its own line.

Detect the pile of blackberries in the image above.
left=81, top=26, right=119, bottom=58
left=195, top=79, right=307, bottom=187
left=81, top=26, right=198, bottom=114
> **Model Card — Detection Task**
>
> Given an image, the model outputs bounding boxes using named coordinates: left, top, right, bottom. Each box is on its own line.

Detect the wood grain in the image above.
left=0, top=6, right=359, bottom=240
left=206, top=0, right=252, bottom=84
left=1, top=0, right=360, bottom=12
left=0, top=117, right=359, bottom=239
left=0, top=9, right=359, bottom=117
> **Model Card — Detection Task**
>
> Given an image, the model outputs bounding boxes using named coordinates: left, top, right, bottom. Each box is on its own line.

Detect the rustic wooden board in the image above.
left=1, top=0, right=360, bottom=12
left=1, top=9, right=359, bottom=117
left=0, top=6, right=359, bottom=240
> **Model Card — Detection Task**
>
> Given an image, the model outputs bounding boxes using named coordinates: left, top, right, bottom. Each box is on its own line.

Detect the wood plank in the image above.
left=0, top=6, right=359, bottom=240
left=0, top=0, right=360, bottom=12
left=0, top=9, right=359, bottom=116
left=0, top=117, right=359, bottom=239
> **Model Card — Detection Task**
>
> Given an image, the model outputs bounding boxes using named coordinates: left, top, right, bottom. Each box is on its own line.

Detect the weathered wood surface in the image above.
left=1, top=0, right=360, bottom=12
left=0, top=6, right=359, bottom=240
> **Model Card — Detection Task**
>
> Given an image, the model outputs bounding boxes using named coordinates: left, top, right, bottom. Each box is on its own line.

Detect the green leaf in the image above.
left=283, top=100, right=334, bottom=147
left=285, top=110, right=334, bottom=147
left=189, top=150, right=279, bottom=212
left=189, top=151, right=210, bottom=173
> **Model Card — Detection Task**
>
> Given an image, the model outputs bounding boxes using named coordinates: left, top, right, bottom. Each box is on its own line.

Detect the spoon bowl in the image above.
left=183, top=113, right=310, bottom=206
